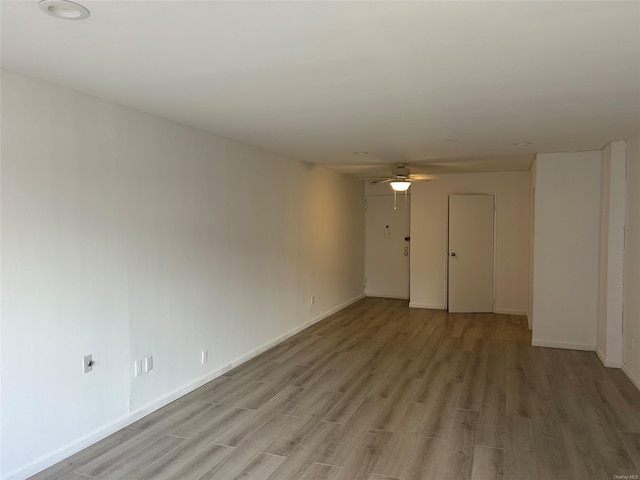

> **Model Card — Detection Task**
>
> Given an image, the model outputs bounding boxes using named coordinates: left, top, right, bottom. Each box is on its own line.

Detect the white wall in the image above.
left=532, top=151, right=602, bottom=350
left=409, top=171, right=531, bottom=314
left=0, top=70, right=365, bottom=479
left=623, top=131, right=640, bottom=389
left=528, top=160, right=537, bottom=327
left=597, top=141, right=626, bottom=367
left=599, top=144, right=612, bottom=357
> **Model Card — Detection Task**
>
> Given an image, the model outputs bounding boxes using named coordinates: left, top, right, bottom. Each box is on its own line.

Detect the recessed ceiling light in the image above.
left=39, top=0, right=90, bottom=20
left=353, top=152, right=369, bottom=155
left=513, top=142, right=532, bottom=146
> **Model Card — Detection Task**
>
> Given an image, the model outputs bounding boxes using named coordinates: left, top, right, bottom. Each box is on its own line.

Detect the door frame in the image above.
left=446, top=193, right=497, bottom=312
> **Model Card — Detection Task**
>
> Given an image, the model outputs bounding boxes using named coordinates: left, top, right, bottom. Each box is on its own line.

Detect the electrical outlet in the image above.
left=134, top=359, right=142, bottom=377
left=83, top=354, right=93, bottom=374
left=144, top=355, right=153, bottom=373
left=201, top=350, right=208, bottom=365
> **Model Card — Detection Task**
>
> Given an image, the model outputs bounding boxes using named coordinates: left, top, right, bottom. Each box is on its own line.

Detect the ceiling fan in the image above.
left=369, top=164, right=435, bottom=190
left=368, top=163, right=434, bottom=209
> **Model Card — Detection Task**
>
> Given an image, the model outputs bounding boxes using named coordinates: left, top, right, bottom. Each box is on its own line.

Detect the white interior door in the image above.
left=448, top=194, right=495, bottom=312
left=365, top=195, right=410, bottom=299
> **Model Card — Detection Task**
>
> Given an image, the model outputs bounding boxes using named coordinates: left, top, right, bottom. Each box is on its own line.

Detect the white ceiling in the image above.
left=2, top=1, right=639, bottom=177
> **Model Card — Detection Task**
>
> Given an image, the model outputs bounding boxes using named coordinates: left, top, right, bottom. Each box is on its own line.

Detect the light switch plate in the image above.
left=134, top=359, right=142, bottom=377
left=144, top=355, right=153, bottom=373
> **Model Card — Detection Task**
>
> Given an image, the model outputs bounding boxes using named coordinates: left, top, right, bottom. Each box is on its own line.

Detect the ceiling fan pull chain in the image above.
left=394, top=189, right=397, bottom=210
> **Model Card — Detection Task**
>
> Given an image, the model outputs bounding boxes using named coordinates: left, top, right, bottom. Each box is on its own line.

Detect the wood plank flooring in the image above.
left=29, top=298, right=640, bottom=480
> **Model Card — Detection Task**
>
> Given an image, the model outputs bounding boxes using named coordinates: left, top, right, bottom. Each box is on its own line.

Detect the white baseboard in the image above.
left=408, top=302, right=446, bottom=310
left=595, top=347, right=623, bottom=368
left=494, top=308, right=528, bottom=316
left=3, top=410, right=147, bottom=480
left=531, top=339, right=595, bottom=351
left=310, top=294, right=365, bottom=325
left=365, top=294, right=409, bottom=300
left=4, top=293, right=365, bottom=480
left=596, top=347, right=607, bottom=366
left=622, top=362, right=640, bottom=393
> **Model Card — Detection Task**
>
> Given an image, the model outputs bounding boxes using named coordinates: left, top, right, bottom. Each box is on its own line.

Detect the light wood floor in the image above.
left=31, top=298, right=640, bottom=480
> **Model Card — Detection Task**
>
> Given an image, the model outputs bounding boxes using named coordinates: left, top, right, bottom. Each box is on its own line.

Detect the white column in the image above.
left=597, top=141, right=626, bottom=367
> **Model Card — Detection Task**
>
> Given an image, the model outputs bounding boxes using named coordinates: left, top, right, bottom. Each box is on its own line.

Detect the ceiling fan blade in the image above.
left=369, top=178, right=394, bottom=184
left=408, top=174, right=437, bottom=181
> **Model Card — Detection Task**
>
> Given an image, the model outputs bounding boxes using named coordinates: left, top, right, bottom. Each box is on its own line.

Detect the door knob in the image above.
left=450, top=252, right=456, bottom=257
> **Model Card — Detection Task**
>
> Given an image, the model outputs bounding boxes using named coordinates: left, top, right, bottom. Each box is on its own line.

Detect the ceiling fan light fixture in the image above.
left=390, top=181, right=411, bottom=192
left=38, top=0, right=90, bottom=20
